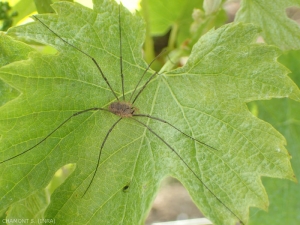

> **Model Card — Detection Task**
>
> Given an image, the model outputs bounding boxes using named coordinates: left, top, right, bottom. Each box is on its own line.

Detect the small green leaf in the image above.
left=0, top=0, right=298, bottom=224
left=9, top=0, right=36, bottom=27
left=235, top=0, right=300, bottom=50
left=33, top=0, right=55, bottom=14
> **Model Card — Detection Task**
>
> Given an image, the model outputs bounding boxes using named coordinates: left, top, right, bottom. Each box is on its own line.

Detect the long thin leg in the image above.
left=131, top=118, right=244, bottom=225
left=118, top=5, right=125, bottom=101
left=132, top=71, right=158, bottom=104
left=129, top=49, right=166, bottom=103
left=133, top=114, right=218, bottom=151
left=0, top=107, right=108, bottom=164
left=83, top=117, right=123, bottom=196
left=32, top=15, right=119, bottom=101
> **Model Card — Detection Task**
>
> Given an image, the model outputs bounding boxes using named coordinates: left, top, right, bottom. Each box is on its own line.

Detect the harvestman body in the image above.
left=109, top=102, right=136, bottom=117
left=0, top=3, right=245, bottom=224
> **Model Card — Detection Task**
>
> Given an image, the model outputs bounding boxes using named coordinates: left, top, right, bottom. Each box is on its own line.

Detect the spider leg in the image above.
left=132, top=71, right=158, bottom=104
left=82, top=117, right=123, bottom=197
left=32, top=15, right=119, bottom=101
left=118, top=5, right=125, bottom=101
left=129, top=49, right=167, bottom=103
left=131, top=117, right=244, bottom=225
left=0, top=107, right=108, bottom=164
left=133, top=114, right=218, bottom=151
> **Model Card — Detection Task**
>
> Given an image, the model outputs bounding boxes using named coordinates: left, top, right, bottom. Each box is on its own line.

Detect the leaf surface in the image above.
left=248, top=50, right=300, bottom=224
left=235, top=0, right=300, bottom=50
left=0, top=33, right=33, bottom=107
left=0, top=0, right=299, bottom=224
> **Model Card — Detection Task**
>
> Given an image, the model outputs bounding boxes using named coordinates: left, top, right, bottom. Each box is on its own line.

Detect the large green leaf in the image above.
left=0, top=0, right=299, bottom=224
left=235, top=0, right=300, bottom=50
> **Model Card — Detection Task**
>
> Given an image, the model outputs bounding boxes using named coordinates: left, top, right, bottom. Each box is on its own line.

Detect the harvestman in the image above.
left=0, top=3, right=245, bottom=224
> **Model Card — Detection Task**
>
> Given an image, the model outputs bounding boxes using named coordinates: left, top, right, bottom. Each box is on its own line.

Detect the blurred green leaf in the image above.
left=10, top=0, right=36, bottom=26
left=33, top=0, right=54, bottom=14
left=235, top=0, right=300, bottom=50
left=143, top=0, right=205, bottom=45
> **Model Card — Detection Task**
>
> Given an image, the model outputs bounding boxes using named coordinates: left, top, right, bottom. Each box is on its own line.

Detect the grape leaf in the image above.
left=235, top=0, right=300, bottom=50
left=0, top=33, right=31, bottom=109
left=0, top=0, right=299, bottom=224
left=248, top=50, right=300, bottom=224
